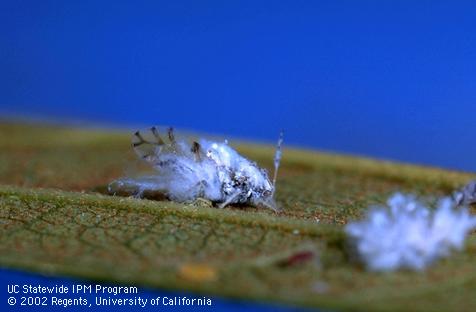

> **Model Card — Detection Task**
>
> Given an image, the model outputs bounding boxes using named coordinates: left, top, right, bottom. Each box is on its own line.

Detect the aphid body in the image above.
left=109, top=127, right=283, bottom=211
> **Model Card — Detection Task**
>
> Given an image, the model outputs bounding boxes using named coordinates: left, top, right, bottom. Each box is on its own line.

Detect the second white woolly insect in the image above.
left=109, top=127, right=283, bottom=211
left=346, top=193, right=476, bottom=271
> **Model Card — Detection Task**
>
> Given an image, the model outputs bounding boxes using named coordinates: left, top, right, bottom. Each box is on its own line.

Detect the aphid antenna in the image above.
left=271, top=131, right=284, bottom=196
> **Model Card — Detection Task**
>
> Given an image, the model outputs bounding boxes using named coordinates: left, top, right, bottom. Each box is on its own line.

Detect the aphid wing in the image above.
left=132, top=130, right=163, bottom=163
left=132, top=127, right=185, bottom=163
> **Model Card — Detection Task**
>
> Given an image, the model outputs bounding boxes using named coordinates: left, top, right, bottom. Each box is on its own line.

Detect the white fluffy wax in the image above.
left=346, top=193, right=476, bottom=271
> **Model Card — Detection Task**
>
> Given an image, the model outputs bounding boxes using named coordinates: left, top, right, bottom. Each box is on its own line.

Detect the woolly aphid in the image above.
left=109, top=127, right=283, bottom=211
left=346, top=193, right=476, bottom=272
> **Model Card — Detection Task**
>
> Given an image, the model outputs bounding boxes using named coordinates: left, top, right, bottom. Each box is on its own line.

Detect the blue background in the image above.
left=2, top=0, right=476, bottom=172
left=1, top=1, right=475, bottom=310
left=1, top=1, right=476, bottom=171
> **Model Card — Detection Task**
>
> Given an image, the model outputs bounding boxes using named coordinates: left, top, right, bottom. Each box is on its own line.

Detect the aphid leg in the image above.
left=133, top=187, right=145, bottom=199
left=150, top=126, right=165, bottom=145
left=218, top=191, right=241, bottom=209
left=271, top=131, right=284, bottom=197
left=176, top=180, right=207, bottom=203
left=257, top=198, right=281, bottom=212
left=191, top=141, right=202, bottom=162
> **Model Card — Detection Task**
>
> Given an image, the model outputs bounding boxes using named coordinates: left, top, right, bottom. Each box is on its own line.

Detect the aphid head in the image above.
left=262, top=180, right=275, bottom=198
left=256, top=184, right=280, bottom=211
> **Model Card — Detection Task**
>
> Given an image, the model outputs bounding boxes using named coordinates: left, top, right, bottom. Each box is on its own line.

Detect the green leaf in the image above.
left=0, top=122, right=475, bottom=311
